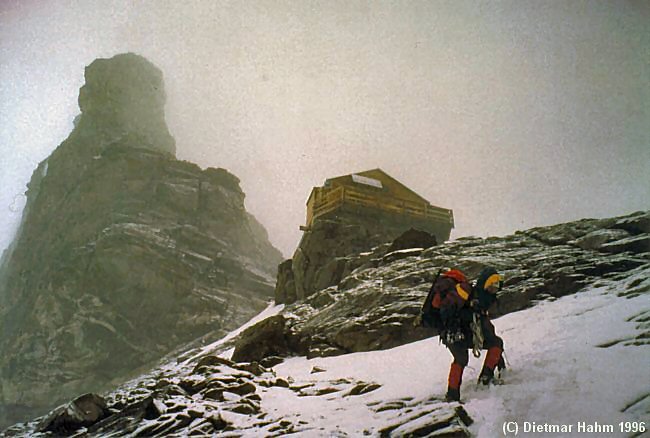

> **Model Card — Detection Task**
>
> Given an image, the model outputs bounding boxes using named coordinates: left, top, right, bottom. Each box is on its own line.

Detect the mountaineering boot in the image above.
left=478, top=366, right=494, bottom=386
left=494, top=354, right=507, bottom=381
left=497, top=355, right=506, bottom=372
left=445, top=387, right=460, bottom=402
left=478, top=346, right=503, bottom=385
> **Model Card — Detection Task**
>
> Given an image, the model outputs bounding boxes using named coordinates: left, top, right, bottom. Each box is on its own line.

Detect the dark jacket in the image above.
left=447, top=267, right=504, bottom=350
left=473, top=266, right=500, bottom=313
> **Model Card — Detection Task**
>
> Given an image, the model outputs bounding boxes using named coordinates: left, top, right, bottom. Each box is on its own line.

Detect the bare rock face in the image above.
left=291, top=219, right=376, bottom=302
left=0, top=53, right=282, bottom=428
left=276, top=219, right=432, bottom=305
left=77, top=52, right=176, bottom=156
left=274, top=259, right=296, bottom=304
left=231, top=315, right=292, bottom=363
left=386, top=228, right=437, bottom=253
left=36, top=393, right=110, bottom=435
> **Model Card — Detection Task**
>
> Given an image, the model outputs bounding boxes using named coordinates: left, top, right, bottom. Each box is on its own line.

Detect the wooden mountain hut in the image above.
left=303, top=168, right=454, bottom=243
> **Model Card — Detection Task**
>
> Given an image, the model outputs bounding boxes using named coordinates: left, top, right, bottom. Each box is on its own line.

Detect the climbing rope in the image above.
left=471, top=312, right=484, bottom=358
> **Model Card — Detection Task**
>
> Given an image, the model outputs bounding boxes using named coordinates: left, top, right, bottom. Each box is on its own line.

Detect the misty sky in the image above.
left=1, top=1, right=649, bottom=258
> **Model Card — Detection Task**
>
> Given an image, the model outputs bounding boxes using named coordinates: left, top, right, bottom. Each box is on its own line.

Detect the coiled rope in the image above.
left=471, top=312, right=484, bottom=358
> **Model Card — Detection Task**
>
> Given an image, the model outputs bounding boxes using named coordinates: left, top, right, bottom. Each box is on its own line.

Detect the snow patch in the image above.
left=261, top=266, right=650, bottom=436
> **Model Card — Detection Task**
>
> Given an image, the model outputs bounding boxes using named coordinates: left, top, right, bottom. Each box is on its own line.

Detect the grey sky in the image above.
left=1, top=0, right=649, bottom=258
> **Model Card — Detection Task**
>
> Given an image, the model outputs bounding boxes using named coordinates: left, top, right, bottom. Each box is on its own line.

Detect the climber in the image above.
left=443, top=266, right=505, bottom=402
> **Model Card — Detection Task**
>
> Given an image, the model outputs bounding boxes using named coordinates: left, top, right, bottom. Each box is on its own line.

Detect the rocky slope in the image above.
left=2, top=300, right=479, bottom=437
left=276, top=219, right=439, bottom=305
left=3, top=210, right=647, bottom=437
left=236, top=210, right=649, bottom=361
left=0, top=53, right=282, bottom=428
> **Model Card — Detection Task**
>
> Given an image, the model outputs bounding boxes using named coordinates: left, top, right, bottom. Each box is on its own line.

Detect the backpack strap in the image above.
left=421, top=269, right=443, bottom=314
left=417, top=269, right=444, bottom=328
left=454, top=283, right=470, bottom=301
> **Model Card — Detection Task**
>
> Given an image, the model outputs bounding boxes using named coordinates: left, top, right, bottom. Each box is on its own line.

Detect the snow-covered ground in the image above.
left=237, top=266, right=650, bottom=437
left=14, top=266, right=646, bottom=437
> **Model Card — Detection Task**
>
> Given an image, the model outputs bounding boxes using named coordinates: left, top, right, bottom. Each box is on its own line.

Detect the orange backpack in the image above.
left=420, top=269, right=471, bottom=330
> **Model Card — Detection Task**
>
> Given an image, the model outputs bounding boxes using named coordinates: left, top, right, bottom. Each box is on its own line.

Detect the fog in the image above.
left=1, top=0, right=649, bottom=258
